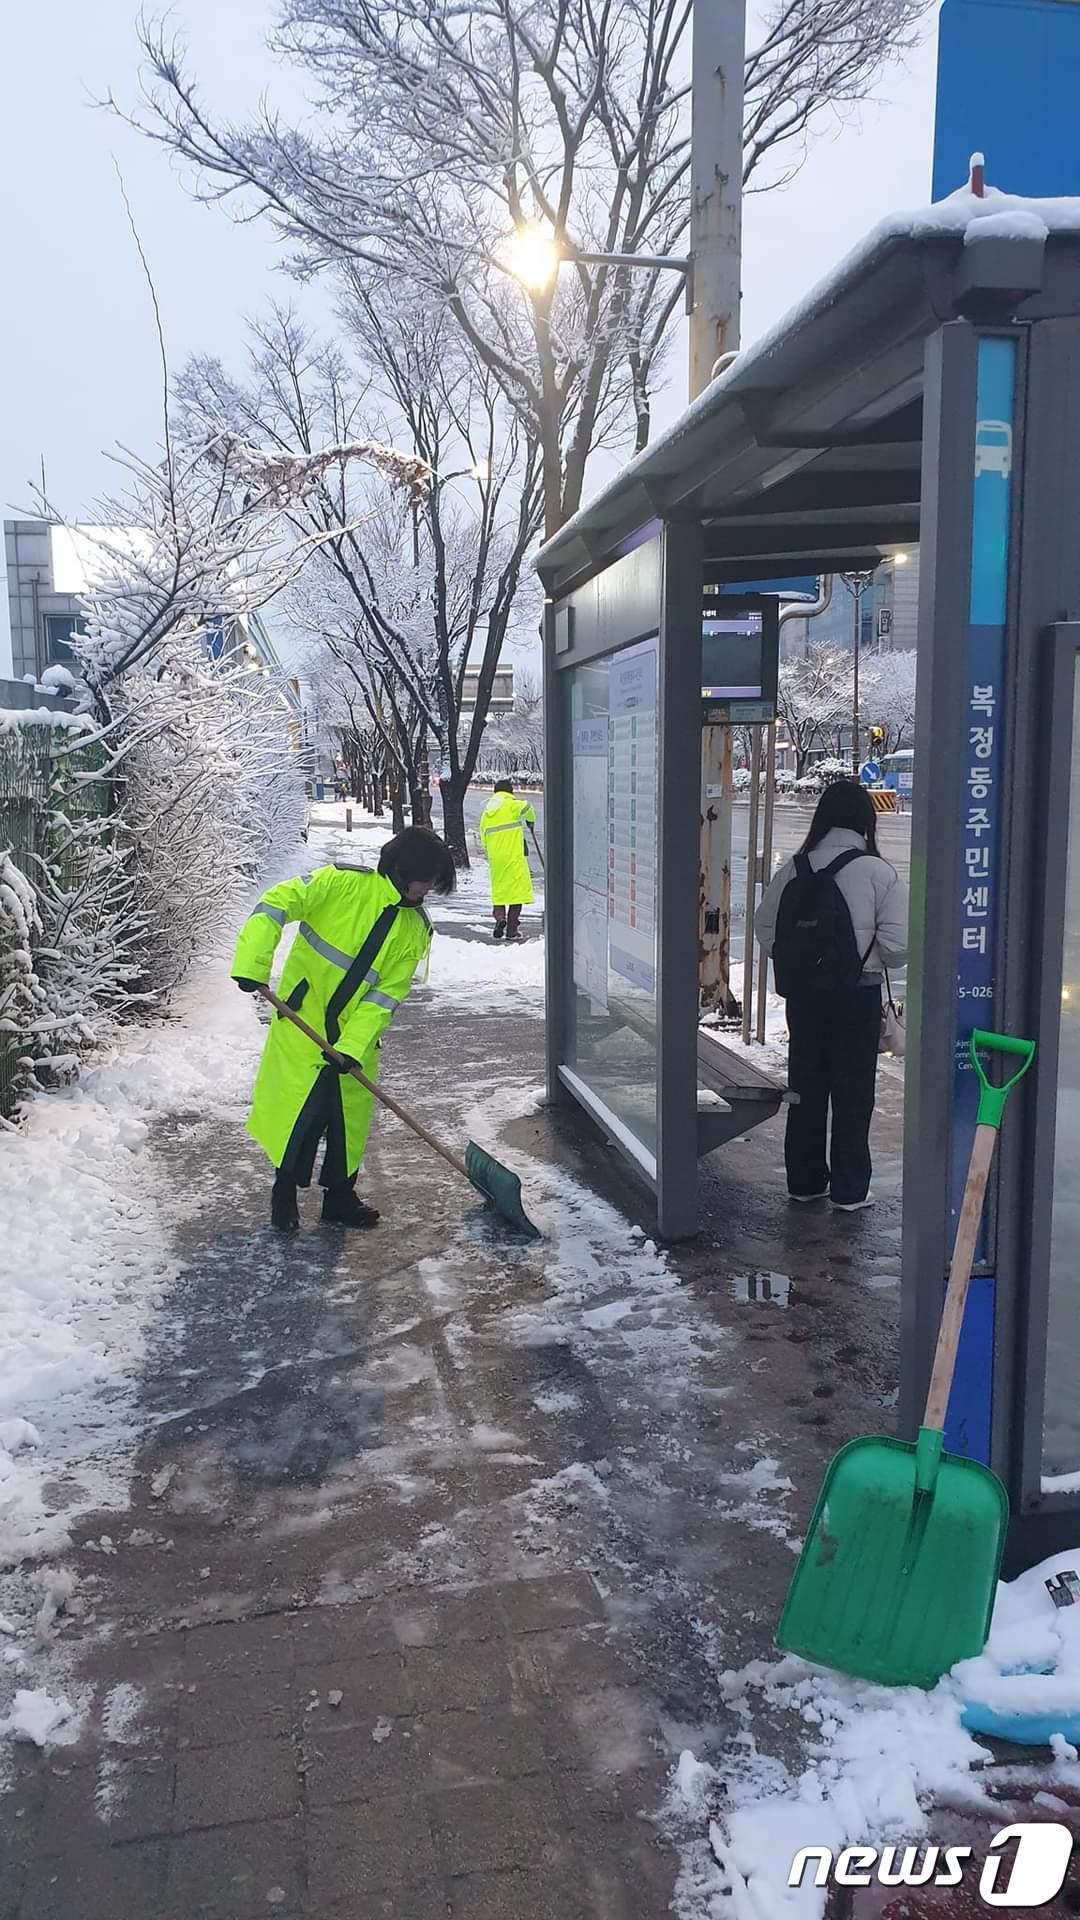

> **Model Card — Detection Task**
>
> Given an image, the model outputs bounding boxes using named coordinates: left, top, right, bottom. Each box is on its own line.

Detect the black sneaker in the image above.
left=271, top=1176, right=300, bottom=1233
left=493, top=922, right=506, bottom=941
left=506, top=927, right=521, bottom=943
left=321, top=1186, right=381, bottom=1229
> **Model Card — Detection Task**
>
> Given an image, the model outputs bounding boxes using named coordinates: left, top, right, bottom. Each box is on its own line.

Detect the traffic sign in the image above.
left=860, top=759, right=882, bottom=785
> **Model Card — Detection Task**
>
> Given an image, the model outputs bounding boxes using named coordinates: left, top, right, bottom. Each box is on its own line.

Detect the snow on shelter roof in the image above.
left=536, top=184, right=1080, bottom=596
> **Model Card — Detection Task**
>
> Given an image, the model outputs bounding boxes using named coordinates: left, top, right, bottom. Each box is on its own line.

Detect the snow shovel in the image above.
left=777, top=1027, right=1035, bottom=1690
left=528, top=823, right=546, bottom=936
left=258, top=986, right=541, bottom=1241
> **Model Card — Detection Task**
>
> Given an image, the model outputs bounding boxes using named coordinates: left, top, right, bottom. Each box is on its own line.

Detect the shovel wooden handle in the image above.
left=257, top=984, right=471, bottom=1184
left=528, top=824, right=545, bottom=874
left=922, top=1122, right=998, bottom=1433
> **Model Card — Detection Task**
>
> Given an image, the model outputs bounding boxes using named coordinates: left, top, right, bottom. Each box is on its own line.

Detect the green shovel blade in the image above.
left=464, top=1140, right=542, bottom=1240
left=778, top=1431, right=1008, bottom=1689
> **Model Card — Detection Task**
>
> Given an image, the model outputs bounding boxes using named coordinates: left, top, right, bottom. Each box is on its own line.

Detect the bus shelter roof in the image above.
left=535, top=188, right=1080, bottom=601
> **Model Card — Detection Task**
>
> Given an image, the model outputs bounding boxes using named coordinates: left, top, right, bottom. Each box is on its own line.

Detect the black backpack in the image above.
left=772, top=851, right=872, bottom=997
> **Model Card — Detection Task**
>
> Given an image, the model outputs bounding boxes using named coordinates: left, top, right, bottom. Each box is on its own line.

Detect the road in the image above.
left=459, top=789, right=912, bottom=910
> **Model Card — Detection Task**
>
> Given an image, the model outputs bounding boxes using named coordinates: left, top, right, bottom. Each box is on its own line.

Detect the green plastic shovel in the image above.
left=777, top=1028, right=1035, bottom=1690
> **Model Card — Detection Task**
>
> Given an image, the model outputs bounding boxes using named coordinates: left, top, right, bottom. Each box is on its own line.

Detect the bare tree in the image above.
left=777, top=641, right=852, bottom=776
left=124, top=0, right=929, bottom=536
left=65, top=428, right=427, bottom=726
left=177, top=301, right=543, bottom=863
left=861, top=647, right=917, bottom=755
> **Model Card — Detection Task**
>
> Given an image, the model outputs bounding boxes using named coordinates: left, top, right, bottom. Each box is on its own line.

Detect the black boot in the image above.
left=271, top=1173, right=300, bottom=1233
left=493, top=919, right=506, bottom=941
left=321, top=1183, right=381, bottom=1229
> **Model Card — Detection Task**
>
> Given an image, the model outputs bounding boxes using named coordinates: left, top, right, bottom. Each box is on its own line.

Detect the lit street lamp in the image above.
left=502, top=222, right=691, bottom=296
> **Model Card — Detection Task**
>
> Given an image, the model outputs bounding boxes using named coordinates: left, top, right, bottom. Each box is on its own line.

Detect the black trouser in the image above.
left=784, top=986, right=881, bottom=1204
left=279, top=1067, right=350, bottom=1189
left=493, top=904, right=522, bottom=932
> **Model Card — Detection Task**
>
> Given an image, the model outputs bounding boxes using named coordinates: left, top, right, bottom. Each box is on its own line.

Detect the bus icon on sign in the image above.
left=975, top=420, right=1012, bottom=478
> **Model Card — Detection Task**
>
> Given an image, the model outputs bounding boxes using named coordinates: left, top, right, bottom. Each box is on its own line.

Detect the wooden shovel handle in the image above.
left=528, top=823, right=545, bottom=873
left=922, top=1122, right=998, bottom=1432
left=258, top=984, right=471, bottom=1184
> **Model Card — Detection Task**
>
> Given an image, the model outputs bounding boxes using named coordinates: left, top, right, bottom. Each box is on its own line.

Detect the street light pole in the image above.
left=839, top=569, right=877, bottom=774
left=692, top=0, right=747, bottom=1020
left=689, top=0, right=745, bottom=400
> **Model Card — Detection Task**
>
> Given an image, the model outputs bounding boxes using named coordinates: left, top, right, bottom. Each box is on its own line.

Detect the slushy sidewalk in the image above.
left=6, top=806, right=1036, bottom=1920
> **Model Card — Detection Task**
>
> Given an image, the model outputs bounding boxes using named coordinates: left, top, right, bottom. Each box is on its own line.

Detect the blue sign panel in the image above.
left=945, top=336, right=1017, bottom=1463
left=860, top=760, right=881, bottom=786
left=721, top=577, right=819, bottom=600
left=933, top=0, right=1080, bottom=202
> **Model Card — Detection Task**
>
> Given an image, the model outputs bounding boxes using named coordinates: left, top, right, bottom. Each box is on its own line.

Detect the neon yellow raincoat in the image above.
left=479, top=793, right=536, bottom=906
left=231, top=865, right=431, bottom=1185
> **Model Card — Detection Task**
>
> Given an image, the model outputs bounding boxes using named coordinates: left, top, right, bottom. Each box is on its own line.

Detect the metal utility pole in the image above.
left=689, top=0, right=745, bottom=401
left=692, top=0, right=747, bottom=1019
left=839, top=569, right=877, bottom=773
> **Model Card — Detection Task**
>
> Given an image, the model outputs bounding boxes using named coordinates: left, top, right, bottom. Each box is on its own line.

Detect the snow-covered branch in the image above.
left=124, top=0, right=928, bottom=531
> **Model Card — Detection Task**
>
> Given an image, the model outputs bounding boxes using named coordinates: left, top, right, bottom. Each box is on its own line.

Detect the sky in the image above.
left=0, top=0, right=940, bottom=674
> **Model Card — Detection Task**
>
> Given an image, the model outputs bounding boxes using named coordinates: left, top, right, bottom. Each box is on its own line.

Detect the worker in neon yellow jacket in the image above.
left=231, top=827, right=456, bottom=1232
left=478, top=780, right=536, bottom=942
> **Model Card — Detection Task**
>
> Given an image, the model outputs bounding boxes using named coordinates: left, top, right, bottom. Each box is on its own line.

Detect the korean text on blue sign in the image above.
left=945, top=335, right=1017, bottom=1464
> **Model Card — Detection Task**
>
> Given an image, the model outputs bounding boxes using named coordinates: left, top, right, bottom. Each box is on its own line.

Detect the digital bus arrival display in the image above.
left=701, top=610, right=766, bottom=700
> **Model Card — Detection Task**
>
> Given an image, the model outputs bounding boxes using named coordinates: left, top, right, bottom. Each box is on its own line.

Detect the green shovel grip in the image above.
left=970, top=1028, right=1036, bottom=1129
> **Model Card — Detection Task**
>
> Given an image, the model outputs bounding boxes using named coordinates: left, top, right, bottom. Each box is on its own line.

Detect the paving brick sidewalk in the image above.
left=7, top=1573, right=678, bottom=1920
left=1, top=961, right=907, bottom=1920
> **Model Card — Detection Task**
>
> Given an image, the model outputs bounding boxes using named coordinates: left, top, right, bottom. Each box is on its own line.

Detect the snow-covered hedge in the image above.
left=0, top=662, right=305, bottom=1122
left=0, top=717, right=125, bottom=1120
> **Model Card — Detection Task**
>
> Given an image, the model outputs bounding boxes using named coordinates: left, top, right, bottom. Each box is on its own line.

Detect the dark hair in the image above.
left=378, top=826, right=457, bottom=896
left=493, top=778, right=515, bottom=794
left=802, top=778, right=879, bottom=857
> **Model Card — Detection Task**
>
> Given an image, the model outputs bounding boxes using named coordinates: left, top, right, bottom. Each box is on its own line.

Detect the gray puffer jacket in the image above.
left=754, top=826, right=909, bottom=984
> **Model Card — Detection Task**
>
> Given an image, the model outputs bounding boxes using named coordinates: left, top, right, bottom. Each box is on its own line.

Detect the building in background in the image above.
left=4, top=517, right=305, bottom=738
left=780, top=551, right=920, bottom=660
left=460, top=665, right=515, bottom=713
left=5, top=520, right=94, bottom=679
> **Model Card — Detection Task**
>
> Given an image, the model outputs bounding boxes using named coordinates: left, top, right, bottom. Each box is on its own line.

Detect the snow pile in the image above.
left=683, top=1660, right=990, bottom=1918
left=420, top=932, right=545, bottom=1011
left=687, top=1550, right=1080, bottom=1919
left=0, top=949, right=266, bottom=1571
left=0, top=708, right=91, bottom=736
left=0, top=1687, right=82, bottom=1748
left=952, top=1550, right=1080, bottom=1729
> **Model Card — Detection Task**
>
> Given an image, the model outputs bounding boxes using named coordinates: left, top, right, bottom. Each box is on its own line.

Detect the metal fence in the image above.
left=0, top=721, right=110, bottom=1119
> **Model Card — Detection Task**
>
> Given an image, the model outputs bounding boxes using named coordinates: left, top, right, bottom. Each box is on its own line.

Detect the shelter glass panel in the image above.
left=1044, top=653, right=1080, bottom=1486
left=567, top=638, right=659, bottom=1166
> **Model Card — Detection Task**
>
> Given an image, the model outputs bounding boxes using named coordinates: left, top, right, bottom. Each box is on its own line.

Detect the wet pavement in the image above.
left=0, top=970, right=909, bottom=1918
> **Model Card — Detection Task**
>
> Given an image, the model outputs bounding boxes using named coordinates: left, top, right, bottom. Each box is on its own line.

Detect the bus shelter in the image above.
left=536, top=198, right=1080, bottom=1570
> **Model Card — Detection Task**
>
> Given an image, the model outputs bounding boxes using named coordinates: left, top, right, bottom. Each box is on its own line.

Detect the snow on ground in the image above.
left=0, top=802, right=539, bottom=1673
left=310, top=802, right=546, bottom=1011
left=0, top=802, right=533, bottom=1606
left=669, top=1549, right=1080, bottom=1920
left=0, top=900, right=279, bottom=1767
left=0, top=952, right=267, bottom=1581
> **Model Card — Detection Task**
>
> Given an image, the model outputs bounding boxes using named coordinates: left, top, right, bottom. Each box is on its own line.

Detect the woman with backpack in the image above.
left=754, top=779, right=909, bottom=1211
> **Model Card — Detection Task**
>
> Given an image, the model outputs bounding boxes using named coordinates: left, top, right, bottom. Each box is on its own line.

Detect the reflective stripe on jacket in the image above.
left=231, top=865, right=431, bottom=1174
left=478, top=794, right=536, bottom=907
